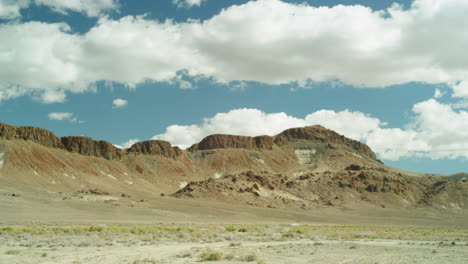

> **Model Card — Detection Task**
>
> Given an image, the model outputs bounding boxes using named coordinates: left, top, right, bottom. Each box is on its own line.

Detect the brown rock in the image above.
left=197, top=134, right=274, bottom=150
left=61, top=136, right=123, bottom=160
left=127, top=140, right=182, bottom=159
left=274, top=126, right=377, bottom=160
left=0, top=122, right=63, bottom=148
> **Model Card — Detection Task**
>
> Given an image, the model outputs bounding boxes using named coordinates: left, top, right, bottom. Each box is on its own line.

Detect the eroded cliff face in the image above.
left=0, top=123, right=180, bottom=160
left=0, top=122, right=63, bottom=148
left=61, top=136, right=124, bottom=160
left=128, top=140, right=182, bottom=159
left=196, top=135, right=275, bottom=151
left=0, top=122, right=377, bottom=165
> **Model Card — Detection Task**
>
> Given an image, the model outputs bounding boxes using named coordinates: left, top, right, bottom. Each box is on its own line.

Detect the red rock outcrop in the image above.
left=197, top=134, right=274, bottom=151
left=127, top=140, right=182, bottom=159
left=274, top=126, right=377, bottom=160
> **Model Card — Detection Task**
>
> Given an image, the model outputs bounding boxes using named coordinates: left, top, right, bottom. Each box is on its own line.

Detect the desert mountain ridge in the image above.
left=0, top=121, right=467, bottom=212
left=0, top=122, right=377, bottom=162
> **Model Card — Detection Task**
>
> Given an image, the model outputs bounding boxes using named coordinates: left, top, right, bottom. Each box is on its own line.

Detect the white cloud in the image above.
left=114, top=138, right=139, bottom=149
left=304, top=110, right=383, bottom=142
left=2, top=0, right=468, bottom=102
left=172, top=0, right=205, bottom=8
left=48, top=112, right=81, bottom=123
left=112, top=98, right=128, bottom=108
left=34, top=0, right=118, bottom=17
left=434, top=88, right=444, bottom=98
left=153, top=99, right=468, bottom=161
left=367, top=99, right=468, bottom=160
left=0, top=0, right=117, bottom=19
left=452, top=81, right=468, bottom=98
left=0, top=0, right=30, bottom=19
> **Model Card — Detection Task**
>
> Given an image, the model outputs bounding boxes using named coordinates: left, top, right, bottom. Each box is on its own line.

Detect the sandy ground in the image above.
left=1, top=224, right=467, bottom=264
left=1, top=183, right=468, bottom=264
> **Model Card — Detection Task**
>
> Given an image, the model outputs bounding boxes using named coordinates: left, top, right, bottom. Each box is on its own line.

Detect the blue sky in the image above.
left=1, top=0, right=468, bottom=174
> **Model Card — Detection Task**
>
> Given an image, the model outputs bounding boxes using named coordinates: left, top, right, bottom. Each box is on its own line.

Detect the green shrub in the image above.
left=200, top=251, right=224, bottom=261
left=5, top=250, right=21, bottom=255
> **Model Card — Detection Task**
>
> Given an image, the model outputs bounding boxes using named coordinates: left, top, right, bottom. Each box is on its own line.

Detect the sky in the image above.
left=1, top=0, right=468, bottom=174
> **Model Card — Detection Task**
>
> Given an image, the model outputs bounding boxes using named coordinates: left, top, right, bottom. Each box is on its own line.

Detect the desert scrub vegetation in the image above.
left=0, top=224, right=467, bottom=244
left=5, top=249, right=21, bottom=255
left=198, top=249, right=259, bottom=262
left=199, top=250, right=225, bottom=261
left=132, top=258, right=158, bottom=264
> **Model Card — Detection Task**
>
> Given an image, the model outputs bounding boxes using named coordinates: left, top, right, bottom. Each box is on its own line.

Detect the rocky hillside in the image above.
left=0, top=122, right=467, bottom=211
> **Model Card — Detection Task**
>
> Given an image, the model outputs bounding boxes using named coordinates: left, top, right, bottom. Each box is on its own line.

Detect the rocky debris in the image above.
left=172, top=167, right=457, bottom=209
left=197, top=134, right=274, bottom=151
left=61, top=136, right=124, bottom=160
left=127, top=140, right=182, bottom=159
left=78, top=188, right=110, bottom=195
left=345, top=164, right=363, bottom=171
left=274, top=126, right=377, bottom=161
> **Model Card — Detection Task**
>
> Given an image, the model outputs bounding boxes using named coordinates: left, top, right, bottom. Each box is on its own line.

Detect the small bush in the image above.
left=132, top=258, right=158, bottom=264
left=200, top=251, right=224, bottom=261
left=242, top=253, right=258, bottom=262
left=5, top=250, right=21, bottom=255
left=88, top=226, right=104, bottom=232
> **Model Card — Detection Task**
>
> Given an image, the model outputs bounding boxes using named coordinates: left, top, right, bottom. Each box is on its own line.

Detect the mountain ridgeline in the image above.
left=0, top=122, right=466, bottom=211
left=0, top=122, right=377, bottom=162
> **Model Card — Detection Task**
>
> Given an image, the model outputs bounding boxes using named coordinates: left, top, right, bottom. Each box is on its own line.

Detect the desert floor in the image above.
left=1, top=223, right=468, bottom=264
left=1, top=185, right=467, bottom=263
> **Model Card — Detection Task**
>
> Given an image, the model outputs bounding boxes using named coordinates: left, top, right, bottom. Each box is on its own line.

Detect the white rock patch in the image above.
left=34, top=171, right=39, bottom=176
left=213, top=172, right=222, bottom=179
left=295, top=149, right=317, bottom=165
left=106, top=174, right=117, bottom=180
left=179, top=181, right=188, bottom=188
left=292, top=171, right=304, bottom=177
left=63, top=173, right=76, bottom=180
left=0, top=151, right=4, bottom=169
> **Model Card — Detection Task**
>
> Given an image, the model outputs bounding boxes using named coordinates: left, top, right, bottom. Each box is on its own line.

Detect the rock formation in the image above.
left=196, top=134, right=274, bottom=151
left=61, top=136, right=124, bottom=160
left=128, top=140, right=182, bottom=159
left=0, top=122, right=63, bottom=148
left=275, top=126, right=377, bottom=160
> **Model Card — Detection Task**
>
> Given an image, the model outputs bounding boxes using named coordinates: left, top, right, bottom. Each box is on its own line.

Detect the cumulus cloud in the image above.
left=0, top=0, right=117, bottom=19
left=2, top=0, right=468, bottom=102
left=434, top=88, right=444, bottom=98
left=48, top=112, right=81, bottom=123
left=153, top=99, right=468, bottom=161
left=114, top=138, right=139, bottom=149
left=172, top=0, right=205, bottom=8
left=112, top=98, right=128, bottom=108
left=34, top=0, right=118, bottom=17
left=0, top=0, right=30, bottom=19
